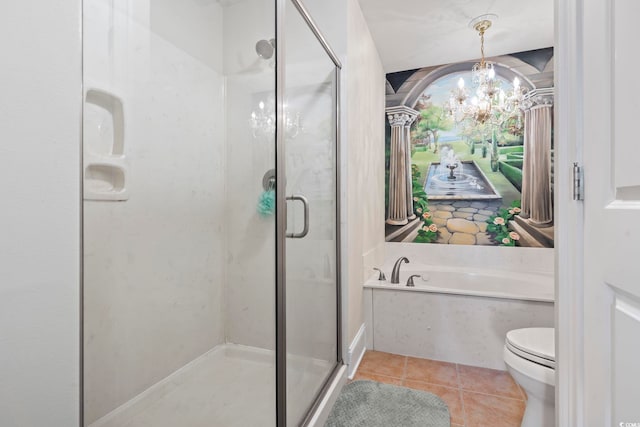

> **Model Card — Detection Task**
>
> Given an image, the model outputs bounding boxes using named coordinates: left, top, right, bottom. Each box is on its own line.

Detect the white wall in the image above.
left=82, top=0, right=227, bottom=422
left=345, top=0, right=386, bottom=344
left=0, top=2, right=81, bottom=426
left=303, top=0, right=348, bottom=56
left=385, top=244, right=555, bottom=275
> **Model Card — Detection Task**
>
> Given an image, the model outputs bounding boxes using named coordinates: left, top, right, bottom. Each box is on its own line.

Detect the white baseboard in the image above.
left=347, top=323, right=367, bottom=379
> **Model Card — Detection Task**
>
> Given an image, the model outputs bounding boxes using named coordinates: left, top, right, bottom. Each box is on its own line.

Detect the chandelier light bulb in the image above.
left=259, top=101, right=265, bottom=110
left=488, top=68, right=495, bottom=79
left=513, top=77, right=520, bottom=89
left=458, top=78, right=465, bottom=89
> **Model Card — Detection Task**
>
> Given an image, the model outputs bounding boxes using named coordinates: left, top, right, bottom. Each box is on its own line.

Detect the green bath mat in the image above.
left=325, top=380, right=450, bottom=427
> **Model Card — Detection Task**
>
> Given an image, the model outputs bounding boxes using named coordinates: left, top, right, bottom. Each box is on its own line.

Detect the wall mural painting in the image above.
left=385, top=47, right=554, bottom=247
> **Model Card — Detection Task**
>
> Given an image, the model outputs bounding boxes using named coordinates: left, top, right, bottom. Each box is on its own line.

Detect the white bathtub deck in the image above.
left=364, top=266, right=554, bottom=302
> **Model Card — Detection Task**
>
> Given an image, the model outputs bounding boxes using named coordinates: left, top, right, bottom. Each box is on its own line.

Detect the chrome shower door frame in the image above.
left=275, top=0, right=343, bottom=425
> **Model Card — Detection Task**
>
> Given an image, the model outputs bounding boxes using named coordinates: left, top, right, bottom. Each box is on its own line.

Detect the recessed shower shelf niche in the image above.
left=84, top=88, right=129, bottom=201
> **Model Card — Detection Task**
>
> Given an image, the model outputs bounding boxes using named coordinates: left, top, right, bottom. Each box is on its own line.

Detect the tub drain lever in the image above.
left=406, top=275, right=421, bottom=287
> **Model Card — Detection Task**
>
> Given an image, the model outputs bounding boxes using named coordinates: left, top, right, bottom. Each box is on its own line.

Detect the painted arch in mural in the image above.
left=384, top=47, right=554, bottom=248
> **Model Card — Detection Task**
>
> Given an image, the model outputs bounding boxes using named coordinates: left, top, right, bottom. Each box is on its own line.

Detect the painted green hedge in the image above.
left=499, top=161, right=523, bottom=191
left=498, top=145, right=524, bottom=155
left=502, top=159, right=523, bottom=169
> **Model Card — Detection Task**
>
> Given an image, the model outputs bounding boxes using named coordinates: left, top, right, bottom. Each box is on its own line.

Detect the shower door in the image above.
left=278, top=1, right=342, bottom=425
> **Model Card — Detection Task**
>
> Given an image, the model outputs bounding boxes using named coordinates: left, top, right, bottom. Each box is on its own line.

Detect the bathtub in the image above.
left=362, top=266, right=554, bottom=370
left=366, top=266, right=554, bottom=302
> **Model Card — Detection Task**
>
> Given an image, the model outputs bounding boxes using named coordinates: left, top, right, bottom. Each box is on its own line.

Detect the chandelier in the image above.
left=445, top=15, right=526, bottom=129
left=250, top=96, right=302, bottom=139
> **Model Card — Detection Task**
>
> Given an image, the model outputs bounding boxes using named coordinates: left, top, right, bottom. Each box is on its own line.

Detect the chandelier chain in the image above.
left=479, top=29, right=485, bottom=67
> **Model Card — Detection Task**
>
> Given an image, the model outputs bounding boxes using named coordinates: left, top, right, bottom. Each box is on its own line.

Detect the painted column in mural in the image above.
left=386, top=106, right=418, bottom=225
left=403, top=113, right=418, bottom=221
left=521, top=97, right=554, bottom=226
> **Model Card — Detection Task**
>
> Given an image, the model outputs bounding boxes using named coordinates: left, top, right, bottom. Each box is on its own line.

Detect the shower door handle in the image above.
left=286, top=195, right=309, bottom=238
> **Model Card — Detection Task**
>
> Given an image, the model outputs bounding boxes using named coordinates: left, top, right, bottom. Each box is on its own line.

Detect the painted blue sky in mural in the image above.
left=422, top=71, right=514, bottom=141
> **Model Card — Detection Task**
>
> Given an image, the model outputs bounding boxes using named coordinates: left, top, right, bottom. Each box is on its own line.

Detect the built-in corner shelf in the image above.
left=83, top=88, right=129, bottom=201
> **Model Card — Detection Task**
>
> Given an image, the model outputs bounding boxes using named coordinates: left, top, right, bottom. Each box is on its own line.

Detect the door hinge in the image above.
left=572, top=162, right=583, bottom=201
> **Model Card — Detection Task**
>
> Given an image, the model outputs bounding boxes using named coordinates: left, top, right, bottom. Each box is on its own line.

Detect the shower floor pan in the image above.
left=88, top=344, right=333, bottom=427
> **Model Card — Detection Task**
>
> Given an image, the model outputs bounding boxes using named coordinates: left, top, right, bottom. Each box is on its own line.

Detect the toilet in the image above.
left=503, top=328, right=555, bottom=427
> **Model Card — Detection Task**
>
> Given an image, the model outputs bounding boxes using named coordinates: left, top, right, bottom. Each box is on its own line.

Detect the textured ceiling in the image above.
left=358, top=0, right=554, bottom=73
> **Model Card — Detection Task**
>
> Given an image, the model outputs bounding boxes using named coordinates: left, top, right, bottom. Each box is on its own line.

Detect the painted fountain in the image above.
left=424, top=147, right=500, bottom=200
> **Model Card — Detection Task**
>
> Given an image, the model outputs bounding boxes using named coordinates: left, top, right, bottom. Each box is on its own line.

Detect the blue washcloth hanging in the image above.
left=257, top=189, right=275, bottom=217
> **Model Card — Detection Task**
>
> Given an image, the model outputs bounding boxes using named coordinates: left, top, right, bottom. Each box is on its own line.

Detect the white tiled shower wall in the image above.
left=223, top=0, right=277, bottom=351
left=83, top=0, right=227, bottom=422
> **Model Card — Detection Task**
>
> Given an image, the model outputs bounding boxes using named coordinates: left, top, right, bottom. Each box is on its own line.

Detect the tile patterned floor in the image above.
left=353, top=351, right=526, bottom=427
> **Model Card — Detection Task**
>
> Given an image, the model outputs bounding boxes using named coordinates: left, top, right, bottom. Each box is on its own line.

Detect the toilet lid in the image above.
left=506, top=328, right=555, bottom=367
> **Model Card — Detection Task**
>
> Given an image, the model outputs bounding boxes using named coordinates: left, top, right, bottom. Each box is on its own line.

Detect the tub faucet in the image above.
left=406, top=275, right=421, bottom=287
left=390, top=257, right=409, bottom=284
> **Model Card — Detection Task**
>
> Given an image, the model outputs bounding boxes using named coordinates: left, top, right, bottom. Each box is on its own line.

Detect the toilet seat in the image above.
left=506, top=328, right=555, bottom=369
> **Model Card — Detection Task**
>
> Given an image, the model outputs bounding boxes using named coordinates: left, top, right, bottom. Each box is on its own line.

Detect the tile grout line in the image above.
left=456, top=364, right=468, bottom=427
left=456, top=364, right=525, bottom=401
left=402, top=378, right=461, bottom=391
left=358, top=370, right=403, bottom=382
left=462, top=388, right=526, bottom=402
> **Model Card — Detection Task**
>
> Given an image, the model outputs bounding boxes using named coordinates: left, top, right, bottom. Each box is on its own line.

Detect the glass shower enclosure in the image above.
left=82, top=0, right=342, bottom=426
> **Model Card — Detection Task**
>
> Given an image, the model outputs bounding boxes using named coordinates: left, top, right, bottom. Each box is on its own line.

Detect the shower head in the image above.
left=255, top=38, right=275, bottom=59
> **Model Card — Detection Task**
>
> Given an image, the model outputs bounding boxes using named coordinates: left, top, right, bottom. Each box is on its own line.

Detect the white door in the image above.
left=582, top=0, right=640, bottom=424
